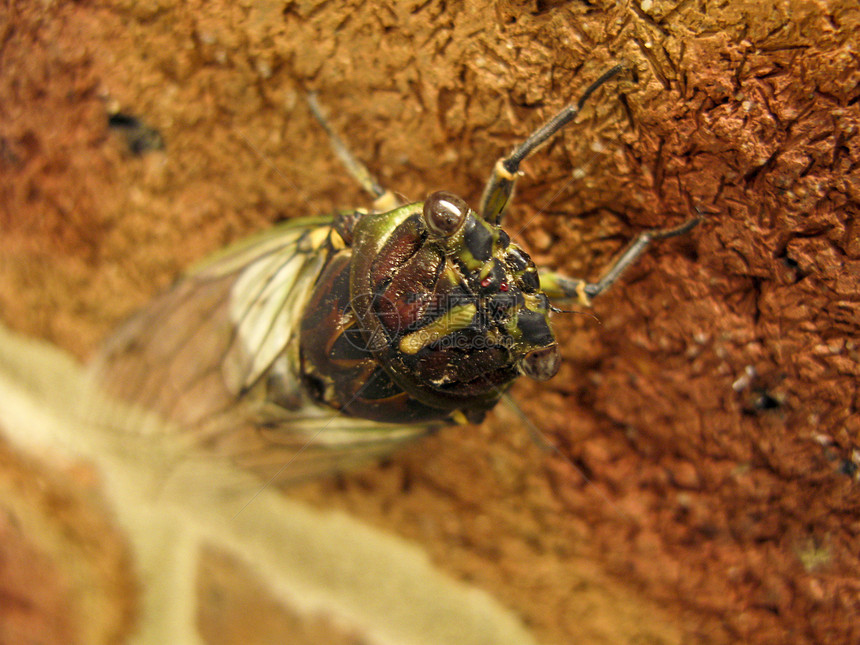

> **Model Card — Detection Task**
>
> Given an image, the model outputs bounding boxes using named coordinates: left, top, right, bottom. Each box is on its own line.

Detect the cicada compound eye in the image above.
left=520, top=344, right=561, bottom=382
left=422, top=191, right=468, bottom=237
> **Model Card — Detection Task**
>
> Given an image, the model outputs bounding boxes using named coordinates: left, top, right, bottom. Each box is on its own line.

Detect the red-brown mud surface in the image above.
left=1, top=1, right=858, bottom=643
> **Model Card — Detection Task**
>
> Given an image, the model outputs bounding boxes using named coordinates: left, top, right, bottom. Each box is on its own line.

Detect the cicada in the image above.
left=90, top=66, right=699, bottom=484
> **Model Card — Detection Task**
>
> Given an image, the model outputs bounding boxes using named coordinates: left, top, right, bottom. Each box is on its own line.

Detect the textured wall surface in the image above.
left=1, top=1, right=858, bottom=643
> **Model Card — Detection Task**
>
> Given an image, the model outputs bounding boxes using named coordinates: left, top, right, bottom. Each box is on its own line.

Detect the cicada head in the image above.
left=348, top=191, right=560, bottom=418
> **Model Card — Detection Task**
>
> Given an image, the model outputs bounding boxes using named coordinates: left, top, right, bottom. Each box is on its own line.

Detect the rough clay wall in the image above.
left=1, top=0, right=858, bottom=644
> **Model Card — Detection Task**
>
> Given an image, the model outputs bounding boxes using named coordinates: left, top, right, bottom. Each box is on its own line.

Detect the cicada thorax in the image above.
left=299, top=192, right=561, bottom=425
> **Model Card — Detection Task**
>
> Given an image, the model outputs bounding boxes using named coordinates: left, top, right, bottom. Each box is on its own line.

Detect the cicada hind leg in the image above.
left=305, top=93, right=402, bottom=213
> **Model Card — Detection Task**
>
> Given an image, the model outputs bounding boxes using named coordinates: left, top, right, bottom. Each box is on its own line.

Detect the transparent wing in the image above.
left=202, top=409, right=435, bottom=485
left=89, top=217, right=436, bottom=485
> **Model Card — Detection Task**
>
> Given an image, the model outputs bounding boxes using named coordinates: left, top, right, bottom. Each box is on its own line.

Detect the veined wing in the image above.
left=199, top=405, right=436, bottom=485
left=89, top=216, right=436, bottom=484
left=91, top=217, right=328, bottom=424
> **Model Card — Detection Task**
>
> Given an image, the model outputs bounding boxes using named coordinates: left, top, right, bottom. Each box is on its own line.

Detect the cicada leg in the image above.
left=479, top=64, right=626, bottom=225
left=306, top=93, right=402, bottom=212
left=540, top=216, right=703, bottom=306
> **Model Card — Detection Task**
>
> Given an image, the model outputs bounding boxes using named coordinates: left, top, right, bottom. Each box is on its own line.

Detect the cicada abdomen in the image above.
left=90, top=66, right=700, bottom=484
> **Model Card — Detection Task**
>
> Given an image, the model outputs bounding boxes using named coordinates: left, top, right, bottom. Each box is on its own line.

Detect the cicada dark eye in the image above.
left=520, top=344, right=561, bottom=381
left=423, top=191, right=468, bottom=237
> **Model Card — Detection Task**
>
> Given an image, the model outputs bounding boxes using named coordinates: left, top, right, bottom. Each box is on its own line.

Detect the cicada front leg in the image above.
left=540, top=216, right=703, bottom=307
left=477, top=64, right=701, bottom=305
left=480, top=64, right=626, bottom=225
